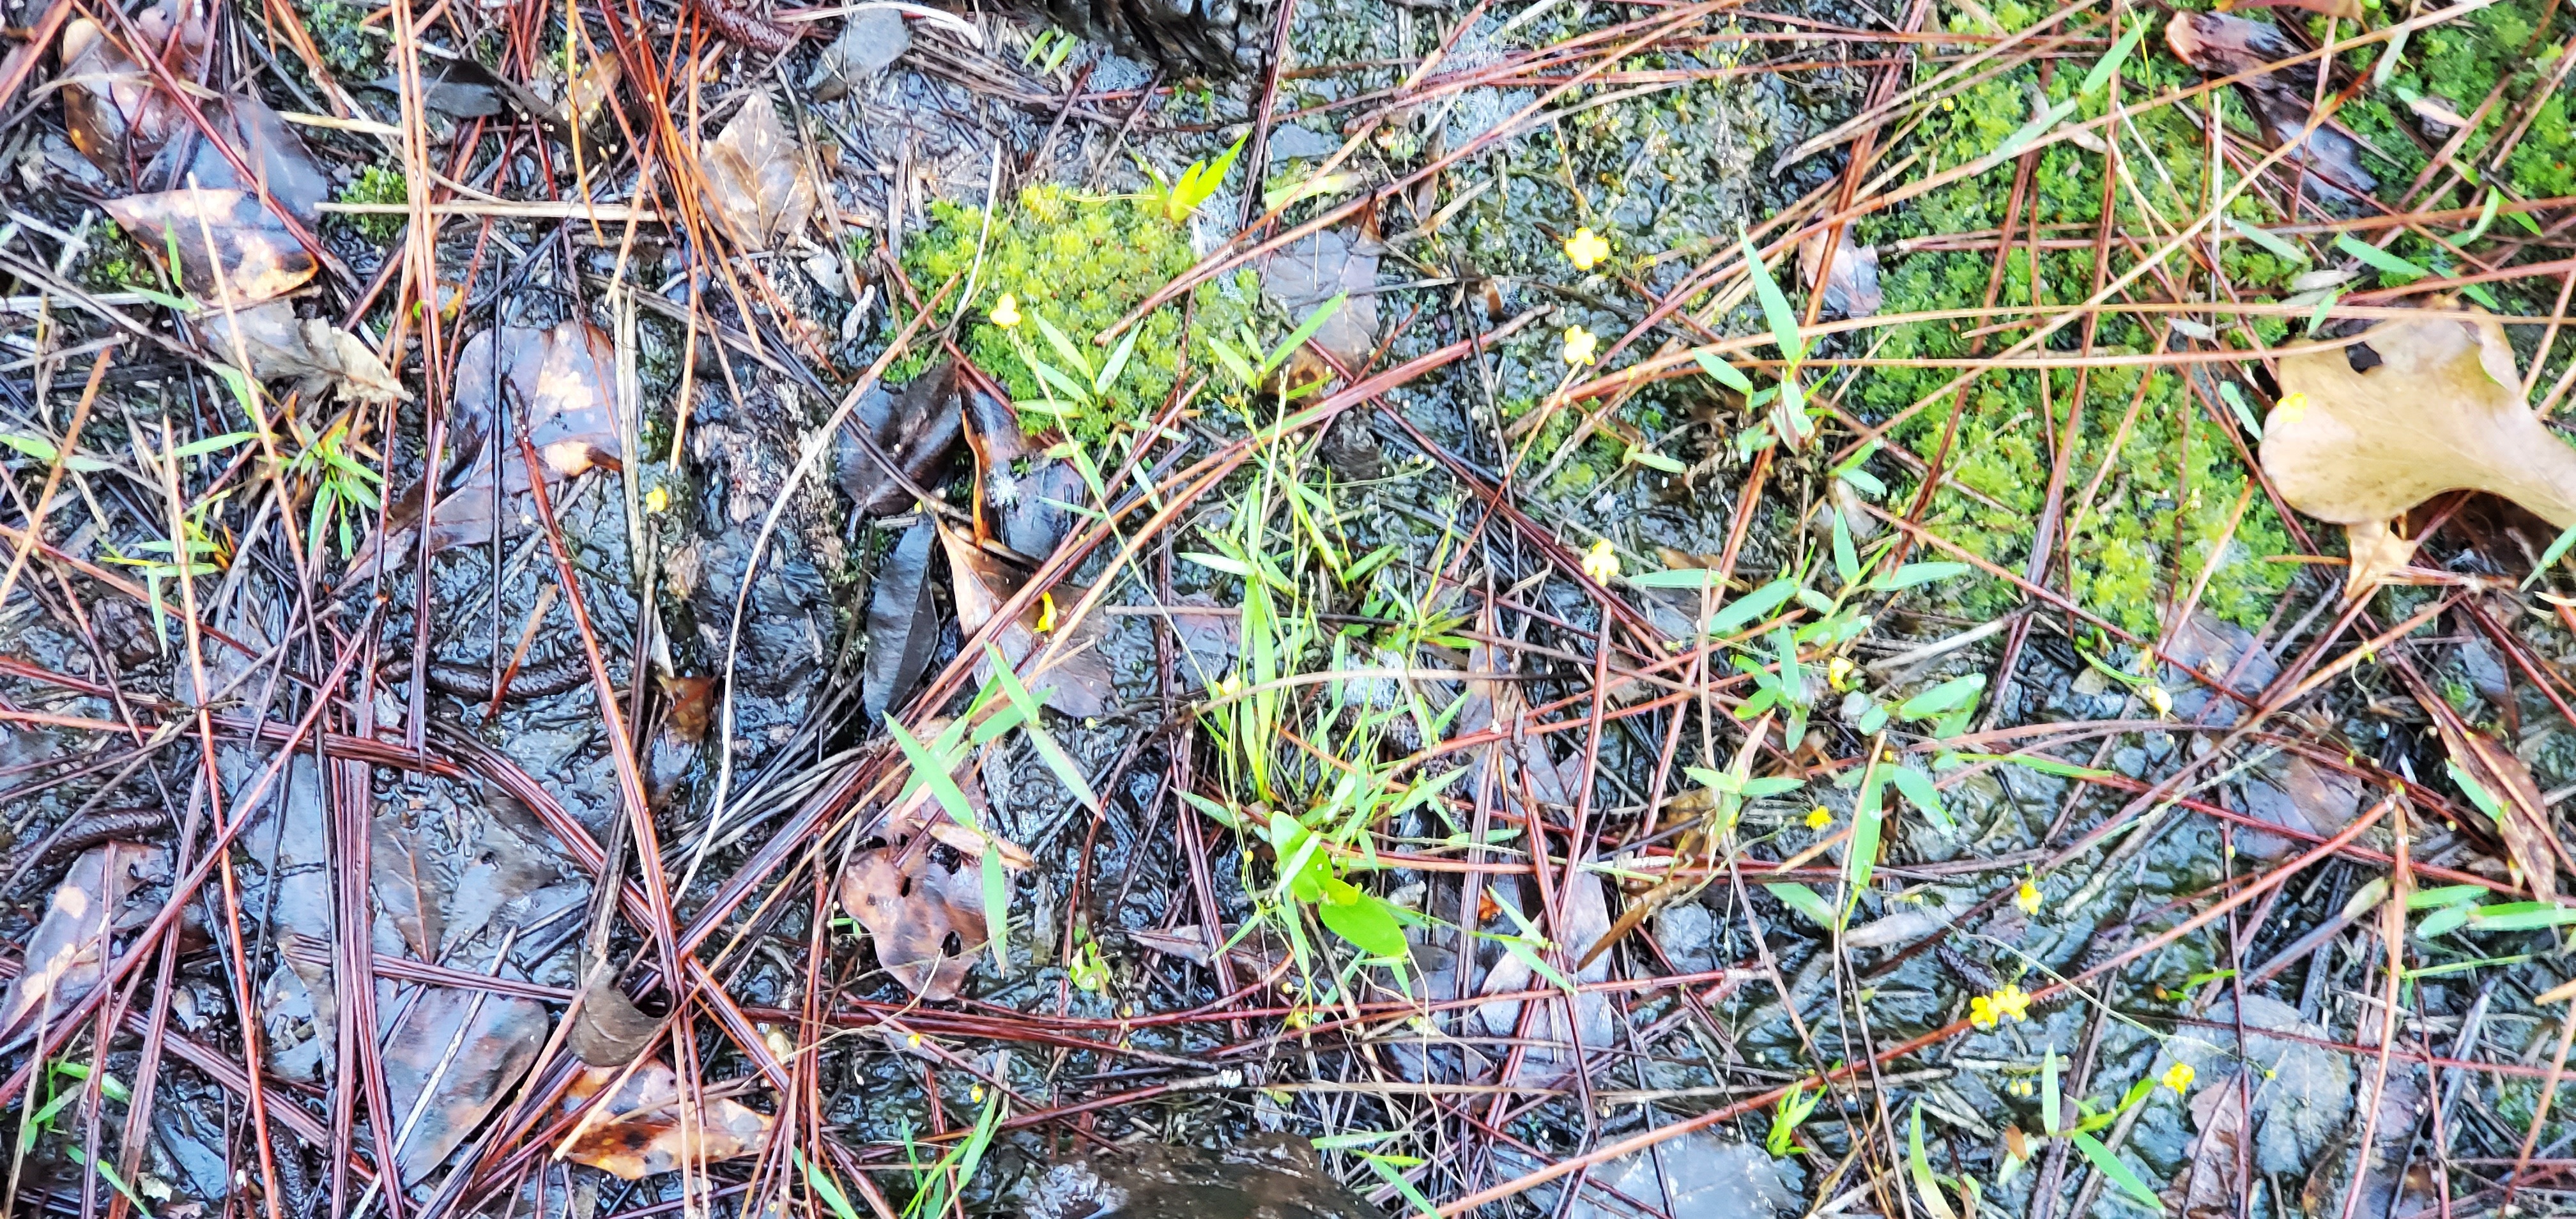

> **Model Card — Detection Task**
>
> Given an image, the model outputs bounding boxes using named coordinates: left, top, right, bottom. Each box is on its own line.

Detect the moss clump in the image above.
left=1840, top=6, right=2343, bottom=636
left=302, top=0, right=379, bottom=78
left=335, top=164, right=406, bottom=242
left=79, top=220, right=143, bottom=293
left=901, top=184, right=1253, bottom=444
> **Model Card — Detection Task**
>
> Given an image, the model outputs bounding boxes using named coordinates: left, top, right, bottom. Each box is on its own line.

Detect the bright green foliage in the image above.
left=335, top=164, right=408, bottom=243
left=902, top=184, right=1254, bottom=444
left=302, top=0, right=379, bottom=78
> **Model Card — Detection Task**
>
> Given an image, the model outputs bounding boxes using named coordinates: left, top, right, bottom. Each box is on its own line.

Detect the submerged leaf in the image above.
left=0, top=841, right=162, bottom=1045
left=837, top=361, right=962, bottom=516
left=937, top=519, right=1116, bottom=718
left=836, top=847, right=986, bottom=1000
left=381, top=988, right=548, bottom=1184
left=861, top=521, right=939, bottom=721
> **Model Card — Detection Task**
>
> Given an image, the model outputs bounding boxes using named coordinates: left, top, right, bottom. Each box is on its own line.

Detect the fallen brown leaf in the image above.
left=104, top=188, right=316, bottom=305
left=0, top=841, right=162, bottom=1045
left=699, top=92, right=816, bottom=250
left=558, top=1059, right=772, bottom=1179
left=203, top=300, right=408, bottom=404
left=836, top=847, right=986, bottom=1001
left=381, top=988, right=549, bottom=1183
left=566, top=960, right=661, bottom=1068
left=937, top=518, right=1116, bottom=718
left=2434, top=717, right=2561, bottom=903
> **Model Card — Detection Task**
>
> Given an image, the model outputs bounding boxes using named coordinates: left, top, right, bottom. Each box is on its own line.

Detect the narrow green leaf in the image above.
left=2069, top=1133, right=2161, bottom=1211
left=1269, top=293, right=1349, bottom=372
left=1693, top=348, right=1754, bottom=392
left=2467, top=901, right=2576, bottom=931
left=169, top=430, right=257, bottom=460
left=1832, top=509, right=1861, bottom=588
left=793, top=1149, right=864, bottom=1219
left=1887, top=766, right=1954, bottom=833
left=2227, top=217, right=2311, bottom=264
left=1208, top=335, right=1260, bottom=386
left=1896, top=673, right=1986, bottom=720
left=1094, top=327, right=1142, bottom=397
left=2448, top=760, right=2508, bottom=827
left=2078, top=19, right=2147, bottom=97
left=1740, top=234, right=1806, bottom=362
left=1952, top=752, right=2114, bottom=780
left=1909, top=1102, right=1962, bottom=1219
left=1034, top=312, right=1093, bottom=380
left=2041, top=1050, right=2061, bottom=1135
left=1707, top=578, right=1798, bottom=637
left=2406, top=884, right=2487, bottom=910
left=2337, top=233, right=2429, bottom=280
left=1877, top=561, right=1972, bottom=591
left=981, top=850, right=1011, bottom=973
left=2523, top=523, right=2576, bottom=590
left=1765, top=882, right=1837, bottom=928
left=884, top=714, right=979, bottom=831
left=1994, top=97, right=2080, bottom=160
left=2415, top=903, right=2474, bottom=939
left=2459, top=188, right=2503, bottom=245
left=1845, top=767, right=1885, bottom=917
left=2219, top=381, right=2264, bottom=440
left=981, top=645, right=1101, bottom=813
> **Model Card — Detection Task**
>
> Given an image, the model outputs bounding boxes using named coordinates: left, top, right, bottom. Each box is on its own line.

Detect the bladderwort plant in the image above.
left=281, top=414, right=385, bottom=560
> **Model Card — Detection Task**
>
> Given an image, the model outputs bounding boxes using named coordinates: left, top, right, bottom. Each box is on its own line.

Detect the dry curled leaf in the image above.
left=699, top=92, right=816, bottom=249
left=567, top=960, right=661, bottom=1068
left=836, top=847, right=987, bottom=1000
left=0, top=841, right=162, bottom=1045
left=203, top=300, right=408, bottom=404
left=558, top=1059, right=772, bottom=1179
left=2263, top=307, right=2569, bottom=598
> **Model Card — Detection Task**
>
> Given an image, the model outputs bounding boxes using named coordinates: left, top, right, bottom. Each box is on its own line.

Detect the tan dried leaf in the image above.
left=0, top=841, right=161, bottom=1043
left=566, top=960, right=662, bottom=1068
left=836, top=847, right=985, bottom=1001
left=2266, top=307, right=2574, bottom=597
left=558, top=1060, right=772, bottom=1179
left=104, top=188, right=316, bottom=305
left=699, top=93, right=816, bottom=250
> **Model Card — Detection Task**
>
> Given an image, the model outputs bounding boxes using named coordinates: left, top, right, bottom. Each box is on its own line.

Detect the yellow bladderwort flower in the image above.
left=2142, top=684, right=2173, bottom=718
left=2162, top=1061, right=2195, bottom=1095
left=2273, top=391, right=2309, bottom=424
left=991, top=293, right=1023, bottom=329
left=1562, top=325, right=1599, bottom=367
left=2015, top=876, right=2043, bottom=916
left=1563, top=226, right=1611, bottom=271
left=644, top=485, right=669, bottom=514
left=1806, top=806, right=1832, bottom=830
left=1972, top=983, right=2032, bottom=1029
left=1581, top=538, right=1620, bottom=583
left=1827, top=654, right=1856, bottom=691
left=1036, top=591, right=1058, bottom=633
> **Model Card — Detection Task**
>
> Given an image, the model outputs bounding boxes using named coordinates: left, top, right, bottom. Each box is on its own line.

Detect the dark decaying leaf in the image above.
left=2178, top=1080, right=2251, bottom=1219
left=645, top=675, right=719, bottom=803
left=104, top=188, right=316, bottom=305
left=369, top=816, right=448, bottom=962
left=59, top=4, right=213, bottom=179
left=567, top=959, right=662, bottom=1068
left=2237, top=753, right=2363, bottom=859
left=806, top=6, right=910, bottom=98
left=441, top=811, right=560, bottom=955
left=356, top=320, right=622, bottom=573
left=861, top=520, right=939, bottom=721
left=381, top=988, right=549, bottom=1184
left=559, top=1059, right=774, bottom=1179
left=1261, top=228, right=1381, bottom=368
left=0, top=841, right=162, bottom=1045
left=202, top=300, right=408, bottom=404
left=1025, top=1134, right=1381, bottom=1219
left=2164, top=13, right=2375, bottom=203
left=1797, top=228, right=1882, bottom=320
left=2164, top=995, right=2353, bottom=1174
left=836, top=847, right=987, bottom=1001
left=137, top=89, right=330, bottom=219
left=937, top=518, right=1116, bottom=718
left=837, top=360, right=962, bottom=516
left=2435, top=717, right=2561, bottom=903
left=699, top=92, right=816, bottom=250
left=372, top=57, right=513, bottom=118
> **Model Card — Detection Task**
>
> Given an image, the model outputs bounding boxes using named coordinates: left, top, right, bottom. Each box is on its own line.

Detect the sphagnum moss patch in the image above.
left=901, top=184, right=1255, bottom=445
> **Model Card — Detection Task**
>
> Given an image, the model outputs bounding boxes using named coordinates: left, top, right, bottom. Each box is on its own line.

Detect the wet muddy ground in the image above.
left=4, top=0, right=2576, bottom=1213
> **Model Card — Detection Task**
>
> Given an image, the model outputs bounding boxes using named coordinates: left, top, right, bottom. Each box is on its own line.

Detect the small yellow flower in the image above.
left=1827, top=654, right=1856, bottom=691
left=644, top=485, right=669, bottom=514
left=2161, top=1061, right=2195, bottom=1096
left=1215, top=673, right=1244, bottom=698
left=970, top=1085, right=986, bottom=1102
left=2273, top=391, right=2308, bottom=425
left=1036, top=591, right=1058, bottom=633
left=2015, top=877, right=2042, bottom=916
left=990, top=293, right=1023, bottom=329
left=2142, top=684, right=2172, bottom=718
left=1806, top=806, right=1832, bottom=830
left=1972, top=983, right=2032, bottom=1029
left=1581, top=538, right=1620, bottom=583
left=905, top=1032, right=923, bottom=1047
left=1562, top=325, right=1599, bottom=367
left=1563, top=227, right=1612, bottom=271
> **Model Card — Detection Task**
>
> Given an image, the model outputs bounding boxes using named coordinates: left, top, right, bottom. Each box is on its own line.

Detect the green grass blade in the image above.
left=1740, top=234, right=1806, bottom=362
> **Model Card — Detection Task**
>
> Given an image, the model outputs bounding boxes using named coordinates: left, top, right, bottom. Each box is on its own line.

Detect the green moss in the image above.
left=900, top=185, right=1252, bottom=445
left=79, top=220, right=142, bottom=293
left=335, top=164, right=407, bottom=243
left=301, top=0, right=379, bottom=79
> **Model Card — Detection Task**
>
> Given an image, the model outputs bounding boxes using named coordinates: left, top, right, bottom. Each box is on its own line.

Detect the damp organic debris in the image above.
left=6, top=0, right=2576, bottom=1213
